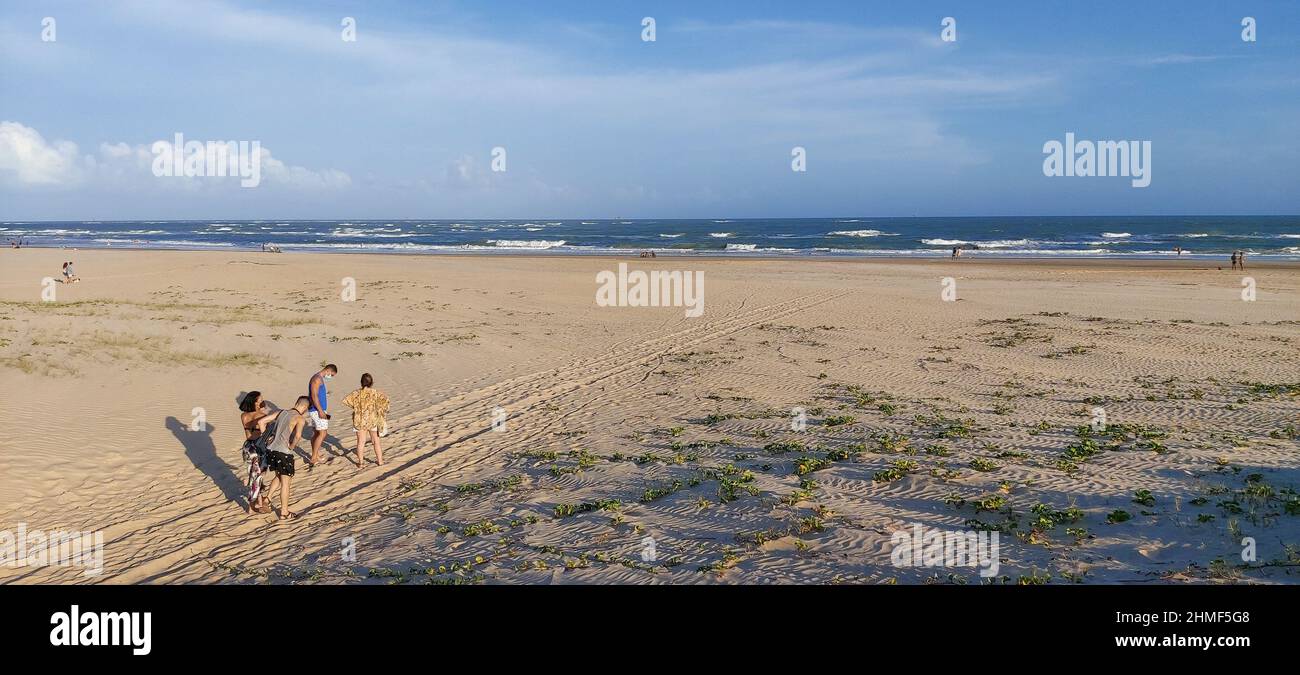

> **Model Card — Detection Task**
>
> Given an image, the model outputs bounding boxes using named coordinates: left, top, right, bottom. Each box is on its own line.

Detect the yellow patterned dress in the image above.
left=341, top=387, right=390, bottom=432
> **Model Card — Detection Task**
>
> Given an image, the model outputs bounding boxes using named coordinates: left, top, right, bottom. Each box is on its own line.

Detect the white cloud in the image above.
left=0, top=121, right=82, bottom=185
left=259, top=149, right=352, bottom=190
left=0, top=121, right=350, bottom=192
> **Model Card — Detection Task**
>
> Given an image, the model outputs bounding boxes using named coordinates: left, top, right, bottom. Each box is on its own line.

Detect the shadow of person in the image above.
left=300, top=426, right=346, bottom=463
left=166, top=416, right=244, bottom=508
left=325, top=432, right=347, bottom=456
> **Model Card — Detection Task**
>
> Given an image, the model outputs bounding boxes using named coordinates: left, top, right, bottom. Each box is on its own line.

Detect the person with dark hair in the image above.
left=238, top=391, right=275, bottom=513
left=256, top=395, right=310, bottom=520
left=342, top=372, right=391, bottom=469
left=306, top=364, right=338, bottom=467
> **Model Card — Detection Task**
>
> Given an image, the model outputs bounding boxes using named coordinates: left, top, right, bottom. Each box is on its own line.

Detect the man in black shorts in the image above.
left=256, top=396, right=310, bottom=520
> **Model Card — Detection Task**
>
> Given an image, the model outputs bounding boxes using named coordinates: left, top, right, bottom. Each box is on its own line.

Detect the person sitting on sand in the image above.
left=65, top=261, right=79, bottom=283
left=255, top=396, right=310, bottom=520
left=307, top=364, right=337, bottom=467
left=238, top=391, right=276, bottom=514
left=342, top=373, right=391, bottom=469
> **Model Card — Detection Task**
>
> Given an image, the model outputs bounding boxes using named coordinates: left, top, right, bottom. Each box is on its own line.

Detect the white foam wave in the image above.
left=829, top=229, right=891, bottom=237
left=488, top=239, right=567, bottom=249
left=921, top=238, right=1032, bottom=248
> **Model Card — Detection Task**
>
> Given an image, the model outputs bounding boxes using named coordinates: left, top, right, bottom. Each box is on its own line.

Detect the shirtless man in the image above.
left=307, top=364, right=337, bottom=466
left=256, top=396, right=310, bottom=520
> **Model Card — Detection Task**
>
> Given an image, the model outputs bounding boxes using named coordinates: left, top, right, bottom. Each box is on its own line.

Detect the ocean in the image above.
left=4, top=216, right=1300, bottom=259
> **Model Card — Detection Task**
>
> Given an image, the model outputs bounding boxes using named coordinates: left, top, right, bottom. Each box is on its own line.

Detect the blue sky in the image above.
left=1, top=0, right=1297, bottom=220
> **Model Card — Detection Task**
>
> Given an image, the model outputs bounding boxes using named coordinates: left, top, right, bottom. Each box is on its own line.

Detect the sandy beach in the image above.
left=1, top=248, right=1297, bottom=584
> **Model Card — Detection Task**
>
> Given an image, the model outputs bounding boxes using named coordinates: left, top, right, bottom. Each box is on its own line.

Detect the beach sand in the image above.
left=1, top=248, right=1297, bottom=583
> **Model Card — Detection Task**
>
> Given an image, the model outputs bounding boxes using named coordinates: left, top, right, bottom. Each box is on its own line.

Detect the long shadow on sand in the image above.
left=167, top=416, right=245, bottom=508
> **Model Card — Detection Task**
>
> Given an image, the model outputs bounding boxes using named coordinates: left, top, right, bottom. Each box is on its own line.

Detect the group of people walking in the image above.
left=237, top=364, right=391, bottom=519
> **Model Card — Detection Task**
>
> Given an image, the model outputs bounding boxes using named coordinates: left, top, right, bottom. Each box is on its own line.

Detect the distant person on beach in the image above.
left=1237, top=250, right=1246, bottom=270
left=62, top=261, right=79, bottom=283
left=951, top=246, right=961, bottom=258
left=307, top=364, right=337, bottom=467
left=1174, top=246, right=1183, bottom=257
left=342, top=373, right=391, bottom=469
left=255, top=396, right=310, bottom=520
left=238, top=391, right=276, bottom=514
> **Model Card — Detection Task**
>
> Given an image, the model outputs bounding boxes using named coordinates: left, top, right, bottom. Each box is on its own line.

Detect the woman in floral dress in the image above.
left=342, top=373, right=390, bottom=469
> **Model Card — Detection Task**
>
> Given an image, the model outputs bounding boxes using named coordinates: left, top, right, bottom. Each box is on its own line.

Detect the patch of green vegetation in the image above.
left=972, top=495, right=1007, bottom=513
left=914, top=413, right=977, bottom=439
left=763, top=440, right=805, bottom=455
left=1031, top=503, right=1084, bottom=529
left=554, top=499, right=622, bottom=518
left=1063, top=438, right=1103, bottom=461
left=825, top=444, right=864, bottom=461
left=641, top=480, right=685, bottom=503
left=873, top=459, right=918, bottom=483
left=462, top=520, right=503, bottom=536
left=874, top=433, right=911, bottom=454
left=794, top=455, right=832, bottom=476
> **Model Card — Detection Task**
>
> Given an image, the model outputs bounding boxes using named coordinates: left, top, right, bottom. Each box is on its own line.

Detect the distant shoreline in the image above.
left=9, top=245, right=1300, bottom=269
left=7, top=216, right=1300, bottom=259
